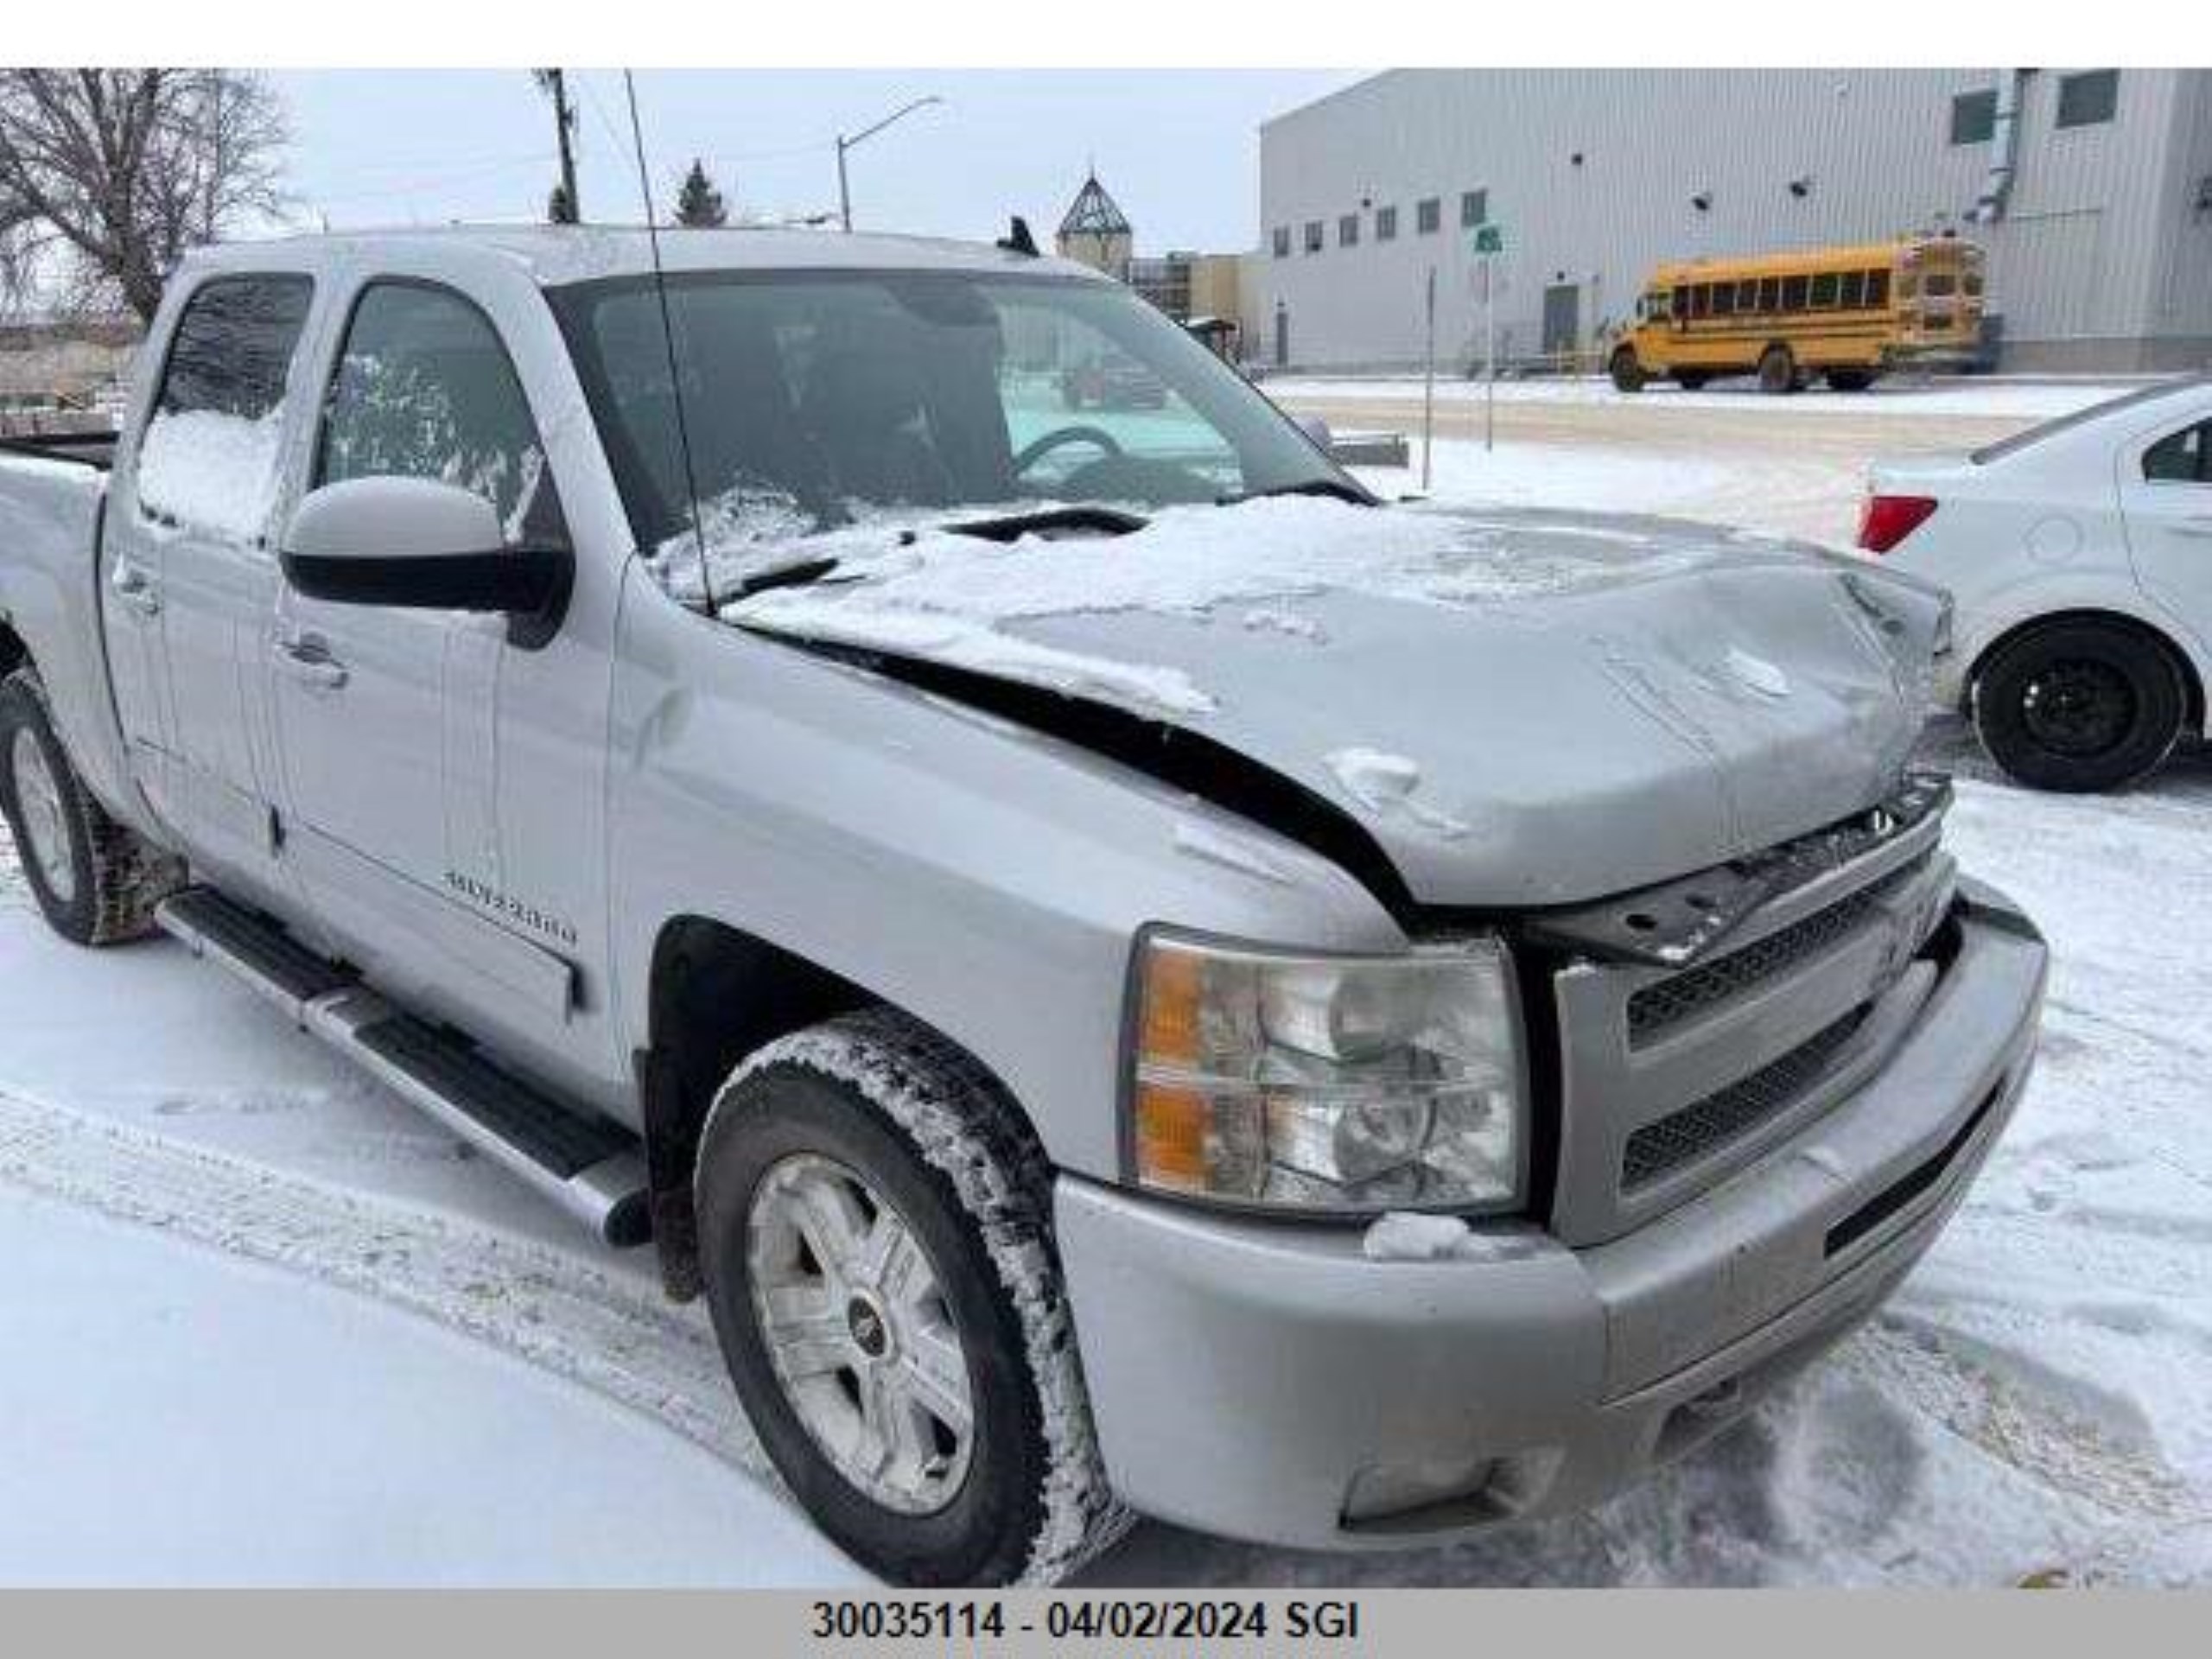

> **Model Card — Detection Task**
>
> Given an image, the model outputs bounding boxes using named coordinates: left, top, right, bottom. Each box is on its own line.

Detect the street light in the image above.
left=836, top=94, right=945, bottom=232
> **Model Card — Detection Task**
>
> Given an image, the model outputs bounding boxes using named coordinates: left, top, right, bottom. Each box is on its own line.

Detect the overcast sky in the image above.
left=273, top=70, right=1363, bottom=252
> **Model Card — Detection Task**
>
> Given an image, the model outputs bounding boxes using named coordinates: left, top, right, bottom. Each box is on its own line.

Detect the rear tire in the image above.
left=1758, top=345, right=1800, bottom=395
left=0, top=668, right=182, bottom=945
left=1971, top=622, right=2187, bottom=792
left=695, top=1007, right=1128, bottom=1586
left=1825, top=369, right=1877, bottom=391
left=1608, top=346, right=1647, bottom=393
left=1674, top=371, right=1710, bottom=391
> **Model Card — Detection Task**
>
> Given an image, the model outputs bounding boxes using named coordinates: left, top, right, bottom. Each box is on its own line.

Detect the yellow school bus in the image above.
left=1607, top=236, right=1985, bottom=394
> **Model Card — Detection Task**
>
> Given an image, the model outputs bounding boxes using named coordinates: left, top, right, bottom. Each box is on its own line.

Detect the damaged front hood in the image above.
left=734, top=501, right=1943, bottom=909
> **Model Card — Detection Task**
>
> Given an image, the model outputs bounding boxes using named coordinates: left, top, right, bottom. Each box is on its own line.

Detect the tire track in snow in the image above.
left=1845, top=1313, right=2203, bottom=1526
left=0, top=1081, right=781, bottom=1491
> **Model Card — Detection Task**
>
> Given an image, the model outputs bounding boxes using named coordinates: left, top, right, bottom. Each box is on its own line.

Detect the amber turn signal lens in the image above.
left=1132, top=1080, right=1211, bottom=1193
left=1138, top=944, right=1205, bottom=1069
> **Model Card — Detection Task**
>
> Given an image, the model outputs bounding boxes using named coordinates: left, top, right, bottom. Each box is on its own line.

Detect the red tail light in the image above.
left=1857, top=494, right=1938, bottom=554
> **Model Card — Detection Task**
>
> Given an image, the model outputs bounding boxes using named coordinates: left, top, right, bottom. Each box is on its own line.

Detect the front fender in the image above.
left=605, top=570, right=1403, bottom=1179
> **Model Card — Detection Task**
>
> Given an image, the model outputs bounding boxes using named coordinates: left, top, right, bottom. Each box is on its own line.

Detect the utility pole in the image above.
left=537, top=69, right=581, bottom=222
left=834, top=95, right=944, bottom=232
left=1421, top=265, right=1437, bottom=493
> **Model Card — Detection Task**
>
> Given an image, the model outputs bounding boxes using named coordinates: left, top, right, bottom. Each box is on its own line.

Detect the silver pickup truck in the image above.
left=0, top=227, right=2046, bottom=1586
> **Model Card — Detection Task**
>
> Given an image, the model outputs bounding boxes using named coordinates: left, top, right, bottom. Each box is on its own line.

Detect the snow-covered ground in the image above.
left=1271, top=374, right=2139, bottom=422
left=2, top=372, right=2208, bottom=1583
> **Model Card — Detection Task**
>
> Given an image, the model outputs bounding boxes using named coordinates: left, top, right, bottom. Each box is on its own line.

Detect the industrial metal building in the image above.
left=1255, top=69, right=2212, bottom=374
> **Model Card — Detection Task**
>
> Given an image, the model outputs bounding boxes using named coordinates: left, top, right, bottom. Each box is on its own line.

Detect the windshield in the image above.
left=550, top=268, right=1351, bottom=563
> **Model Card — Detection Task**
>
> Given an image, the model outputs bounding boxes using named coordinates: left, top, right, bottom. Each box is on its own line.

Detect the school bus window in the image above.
left=1840, top=270, right=1865, bottom=307
left=1866, top=270, right=1890, bottom=308
left=1809, top=272, right=1839, bottom=308
left=1737, top=279, right=1758, bottom=311
left=1713, top=283, right=1736, bottom=316
left=1757, top=276, right=1781, bottom=311
left=1782, top=275, right=1809, bottom=311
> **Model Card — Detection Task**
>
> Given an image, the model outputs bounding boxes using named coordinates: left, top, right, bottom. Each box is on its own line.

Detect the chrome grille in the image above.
left=1621, top=1007, right=1869, bottom=1191
left=1626, top=854, right=1929, bottom=1046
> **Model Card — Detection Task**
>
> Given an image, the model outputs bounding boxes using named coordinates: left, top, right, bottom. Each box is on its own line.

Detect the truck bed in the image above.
left=0, top=429, right=118, bottom=472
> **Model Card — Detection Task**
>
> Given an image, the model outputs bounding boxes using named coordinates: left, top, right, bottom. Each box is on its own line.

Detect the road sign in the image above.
left=1471, top=221, right=1505, bottom=256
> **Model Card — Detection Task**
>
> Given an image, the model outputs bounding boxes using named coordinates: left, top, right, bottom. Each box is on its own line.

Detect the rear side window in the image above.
left=317, top=281, right=564, bottom=546
left=138, top=273, right=314, bottom=539
left=2143, top=421, right=2210, bottom=485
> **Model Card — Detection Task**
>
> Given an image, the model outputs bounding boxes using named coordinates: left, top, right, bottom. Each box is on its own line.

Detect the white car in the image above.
left=1864, top=377, right=2212, bottom=791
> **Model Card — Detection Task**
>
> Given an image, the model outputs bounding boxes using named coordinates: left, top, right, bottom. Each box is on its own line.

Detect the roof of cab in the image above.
left=177, top=224, right=1106, bottom=288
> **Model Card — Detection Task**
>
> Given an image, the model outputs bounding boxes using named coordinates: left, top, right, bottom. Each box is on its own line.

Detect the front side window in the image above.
left=1950, top=88, right=1997, bottom=145
left=1415, top=197, right=1440, bottom=235
left=553, top=270, right=1352, bottom=564
left=318, top=282, right=563, bottom=547
left=138, top=273, right=314, bottom=541
left=2056, top=69, right=2119, bottom=129
left=2144, top=421, right=2210, bottom=485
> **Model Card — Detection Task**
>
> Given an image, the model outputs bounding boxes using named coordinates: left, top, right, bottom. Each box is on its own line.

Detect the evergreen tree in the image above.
left=674, top=159, right=728, bottom=228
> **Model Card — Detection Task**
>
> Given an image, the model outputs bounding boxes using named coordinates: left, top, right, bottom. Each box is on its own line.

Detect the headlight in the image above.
left=1125, top=930, right=1528, bottom=1215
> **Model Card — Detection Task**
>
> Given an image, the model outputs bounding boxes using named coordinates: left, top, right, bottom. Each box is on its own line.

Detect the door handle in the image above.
left=274, top=638, right=349, bottom=691
left=110, top=561, right=161, bottom=617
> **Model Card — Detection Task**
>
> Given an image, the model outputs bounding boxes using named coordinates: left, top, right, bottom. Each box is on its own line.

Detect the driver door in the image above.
left=272, top=276, right=582, bottom=1040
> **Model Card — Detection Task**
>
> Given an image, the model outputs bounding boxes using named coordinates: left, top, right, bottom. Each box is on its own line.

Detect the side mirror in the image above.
left=1294, top=413, right=1335, bottom=452
left=281, top=478, right=569, bottom=639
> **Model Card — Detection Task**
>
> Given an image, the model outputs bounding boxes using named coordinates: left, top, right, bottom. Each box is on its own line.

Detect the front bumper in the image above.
left=1055, top=880, right=2046, bottom=1550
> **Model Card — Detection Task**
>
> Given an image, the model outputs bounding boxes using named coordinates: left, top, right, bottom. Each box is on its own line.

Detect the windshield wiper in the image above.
left=1218, top=476, right=1375, bottom=508
left=729, top=556, right=842, bottom=599
left=944, top=505, right=1151, bottom=543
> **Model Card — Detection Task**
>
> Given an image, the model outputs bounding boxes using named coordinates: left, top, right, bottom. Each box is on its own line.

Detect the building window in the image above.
left=2056, top=70, right=2119, bottom=129
left=1303, top=219, right=1324, bottom=254
left=1338, top=213, right=1359, bottom=248
left=1376, top=205, right=1397, bottom=241
left=1950, top=88, right=1997, bottom=145
left=1459, top=188, right=1488, bottom=229
left=1415, top=197, right=1440, bottom=235
left=1271, top=226, right=1290, bottom=259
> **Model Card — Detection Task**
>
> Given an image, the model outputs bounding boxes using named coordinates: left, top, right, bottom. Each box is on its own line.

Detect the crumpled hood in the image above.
left=728, top=499, right=1943, bottom=908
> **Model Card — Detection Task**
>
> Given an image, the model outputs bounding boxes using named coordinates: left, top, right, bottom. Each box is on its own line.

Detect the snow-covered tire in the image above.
left=0, top=668, right=182, bottom=946
left=695, top=1007, right=1129, bottom=1586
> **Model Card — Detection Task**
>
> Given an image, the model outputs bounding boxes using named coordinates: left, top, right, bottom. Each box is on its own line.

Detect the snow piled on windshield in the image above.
left=136, top=405, right=288, bottom=543
left=660, top=493, right=1731, bottom=721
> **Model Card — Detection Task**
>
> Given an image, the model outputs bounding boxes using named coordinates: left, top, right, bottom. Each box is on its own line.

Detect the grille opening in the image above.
left=1824, top=1075, right=2008, bottom=1258
left=1627, top=854, right=1929, bottom=1046
left=1623, top=1007, right=1870, bottom=1191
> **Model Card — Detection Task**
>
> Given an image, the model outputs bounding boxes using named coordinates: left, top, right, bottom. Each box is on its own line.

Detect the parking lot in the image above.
left=2, top=377, right=2207, bottom=1586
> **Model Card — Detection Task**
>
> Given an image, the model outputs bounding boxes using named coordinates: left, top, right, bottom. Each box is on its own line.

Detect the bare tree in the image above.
left=0, top=69, right=286, bottom=323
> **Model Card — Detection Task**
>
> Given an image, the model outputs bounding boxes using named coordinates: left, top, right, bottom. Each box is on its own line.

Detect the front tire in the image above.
left=696, top=1008, right=1127, bottom=1586
left=0, top=669, right=181, bottom=944
left=1971, top=622, right=2187, bottom=792
left=1608, top=346, right=1646, bottom=392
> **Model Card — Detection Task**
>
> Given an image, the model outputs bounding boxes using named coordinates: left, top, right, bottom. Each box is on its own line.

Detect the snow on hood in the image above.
left=664, top=493, right=1946, bottom=905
